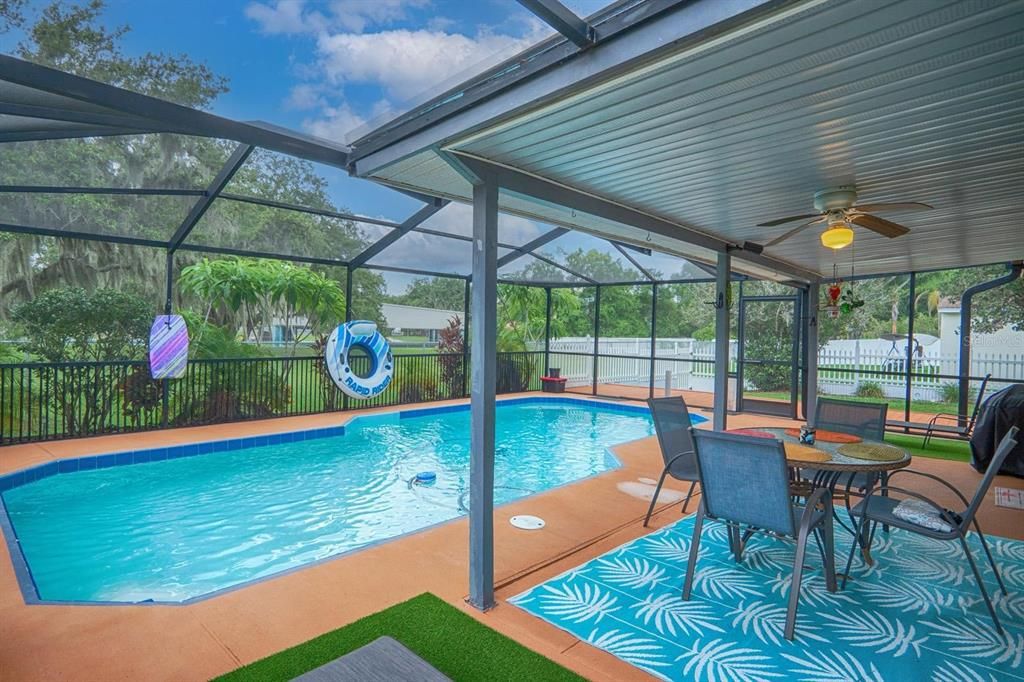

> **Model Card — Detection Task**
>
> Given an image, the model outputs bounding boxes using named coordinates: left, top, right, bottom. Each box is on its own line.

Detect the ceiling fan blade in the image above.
left=853, top=202, right=932, bottom=212
left=765, top=217, right=823, bottom=247
left=756, top=213, right=820, bottom=227
left=850, top=213, right=910, bottom=238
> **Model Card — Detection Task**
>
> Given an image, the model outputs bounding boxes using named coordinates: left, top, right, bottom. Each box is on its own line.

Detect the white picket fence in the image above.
left=817, top=348, right=1024, bottom=402
left=547, top=338, right=733, bottom=392
left=546, top=337, right=1024, bottom=401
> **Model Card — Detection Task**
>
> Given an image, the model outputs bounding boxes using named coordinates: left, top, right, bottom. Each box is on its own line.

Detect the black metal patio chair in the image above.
left=816, top=397, right=888, bottom=440
left=841, top=426, right=1019, bottom=635
left=643, top=396, right=699, bottom=527
left=801, top=398, right=891, bottom=512
left=684, top=430, right=837, bottom=641
left=923, top=374, right=991, bottom=447
left=887, top=375, right=991, bottom=448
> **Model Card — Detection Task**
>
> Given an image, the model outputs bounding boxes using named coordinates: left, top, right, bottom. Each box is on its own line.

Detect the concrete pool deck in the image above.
left=0, top=394, right=1021, bottom=681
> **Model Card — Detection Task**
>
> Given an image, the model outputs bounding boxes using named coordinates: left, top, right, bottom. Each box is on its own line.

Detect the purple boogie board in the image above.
left=149, top=315, right=189, bottom=379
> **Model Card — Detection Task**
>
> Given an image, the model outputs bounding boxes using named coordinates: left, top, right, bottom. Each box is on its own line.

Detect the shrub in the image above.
left=10, top=288, right=153, bottom=435
left=398, top=372, right=439, bottom=404
left=11, top=287, right=152, bottom=362
left=120, top=365, right=163, bottom=426
left=437, top=315, right=466, bottom=398
left=497, top=353, right=534, bottom=393
left=940, top=381, right=975, bottom=407
left=743, top=333, right=792, bottom=393
left=855, top=381, right=885, bottom=399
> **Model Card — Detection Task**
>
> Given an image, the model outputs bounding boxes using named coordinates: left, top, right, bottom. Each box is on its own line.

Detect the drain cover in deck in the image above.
left=510, top=515, right=545, bottom=530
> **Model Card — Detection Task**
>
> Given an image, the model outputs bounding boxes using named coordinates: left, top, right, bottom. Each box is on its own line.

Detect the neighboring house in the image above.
left=381, top=303, right=461, bottom=343
left=938, top=302, right=1024, bottom=360
left=254, top=304, right=463, bottom=346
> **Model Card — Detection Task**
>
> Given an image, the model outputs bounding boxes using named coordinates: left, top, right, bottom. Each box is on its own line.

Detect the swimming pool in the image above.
left=0, top=397, right=707, bottom=604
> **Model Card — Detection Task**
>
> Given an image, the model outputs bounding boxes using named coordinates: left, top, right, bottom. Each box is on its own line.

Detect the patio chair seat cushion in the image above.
left=849, top=494, right=960, bottom=540
left=892, top=498, right=956, bottom=532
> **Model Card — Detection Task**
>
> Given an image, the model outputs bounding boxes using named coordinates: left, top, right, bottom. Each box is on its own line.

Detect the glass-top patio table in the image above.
left=730, top=426, right=912, bottom=564
left=750, top=427, right=912, bottom=473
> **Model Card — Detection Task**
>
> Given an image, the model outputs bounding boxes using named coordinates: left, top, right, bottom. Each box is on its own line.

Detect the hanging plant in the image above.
left=839, top=285, right=865, bottom=314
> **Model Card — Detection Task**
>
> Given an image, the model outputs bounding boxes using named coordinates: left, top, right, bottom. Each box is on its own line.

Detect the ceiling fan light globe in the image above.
left=821, top=224, right=854, bottom=249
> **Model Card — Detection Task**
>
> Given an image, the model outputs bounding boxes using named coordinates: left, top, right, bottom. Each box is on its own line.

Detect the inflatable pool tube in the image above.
left=325, top=320, right=393, bottom=399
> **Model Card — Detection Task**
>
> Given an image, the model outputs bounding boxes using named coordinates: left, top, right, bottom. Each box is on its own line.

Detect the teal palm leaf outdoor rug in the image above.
left=510, top=515, right=1024, bottom=681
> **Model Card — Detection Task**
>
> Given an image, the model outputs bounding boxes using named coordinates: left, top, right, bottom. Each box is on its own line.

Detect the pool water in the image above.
left=2, top=399, right=702, bottom=603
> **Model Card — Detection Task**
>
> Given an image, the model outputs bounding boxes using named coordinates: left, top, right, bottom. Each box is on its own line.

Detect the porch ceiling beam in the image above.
left=612, top=241, right=655, bottom=281
left=0, top=54, right=350, bottom=168
left=408, top=226, right=589, bottom=282
left=452, top=153, right=818, bottom=283
left=611, top=240, right=652, bottom=256
left=218, top=192, right=404, bottom=230
left=168, top=143, right=254, bottom=252
left=348, top=201, right=449, bottom=268
left=363, top=263, right=469, bottom=280
left=516, top=0, right=595, bottom=49
left=179, top=243, right=348, bottom=267
left=495, top=226, right=568, bottom=268
left=689, top=259, right=718, bottom=278
left=522, top=250, right=597, bottom=285
left=463, top=226, right=594, bottom=284
left=392, top=186, right=448, bottom=207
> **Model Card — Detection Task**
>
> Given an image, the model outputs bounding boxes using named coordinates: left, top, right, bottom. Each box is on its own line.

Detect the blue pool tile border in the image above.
left=0, top=396, right=677, bottom=495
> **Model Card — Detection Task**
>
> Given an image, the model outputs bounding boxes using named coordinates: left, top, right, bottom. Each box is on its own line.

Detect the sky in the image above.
left=3, top=0, right=695, bottom=290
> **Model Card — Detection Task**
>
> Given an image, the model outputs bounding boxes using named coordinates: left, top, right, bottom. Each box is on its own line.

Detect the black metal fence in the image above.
left=0, top=351, right=545, bottom=445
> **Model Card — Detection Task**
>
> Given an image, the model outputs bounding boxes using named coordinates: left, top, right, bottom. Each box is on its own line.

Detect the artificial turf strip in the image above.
left=212, top=592, right=586, bottom=682
left=883, top=432, right=972, bottom=462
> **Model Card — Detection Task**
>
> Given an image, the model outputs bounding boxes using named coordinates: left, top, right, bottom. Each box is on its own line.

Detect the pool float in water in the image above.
left=325, top=320, right=393, bottom=400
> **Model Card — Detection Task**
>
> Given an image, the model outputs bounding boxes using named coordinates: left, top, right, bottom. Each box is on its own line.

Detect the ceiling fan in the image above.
left=758, top=186, right=932, bottom=250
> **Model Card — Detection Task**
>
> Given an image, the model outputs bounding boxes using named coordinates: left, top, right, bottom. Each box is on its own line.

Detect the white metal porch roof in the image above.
left=354, top=0, right=1024, bottom=280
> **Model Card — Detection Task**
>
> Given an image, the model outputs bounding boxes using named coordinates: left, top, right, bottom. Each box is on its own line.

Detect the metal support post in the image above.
left=464, top=279, right=471, bottom=397
left=649, top=284, right=658, bottom=399
left=592, top=286, right=601, bottom=396
left=468, top=178, right=498, bottom=611
left=713, top=251, right=731, bottom=430
left=544, top=287, right=552, bottom=376
left=805, top=283, right=819, bottom=427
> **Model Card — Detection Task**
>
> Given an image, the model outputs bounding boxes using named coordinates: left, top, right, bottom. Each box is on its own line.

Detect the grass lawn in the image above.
left=391, top=345, right=438, bottom=355
left=213, top=593, right=584, bottom=682
left=884, top=432, right=971, bottom=462
left=745, top=390, right=960, bottom=416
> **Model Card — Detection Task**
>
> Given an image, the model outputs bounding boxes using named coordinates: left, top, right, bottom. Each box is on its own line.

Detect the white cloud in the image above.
left=247, top=1, right=550, bottom=144
left=302, top=102, right=366, bottom=142
left=246, top=0, right=429, bottom=35
left=245, top=0, right=325, bottom=35
left=285, top=83, right=322, bottom=110
left=314, top=27, right=539, bottom=102
left=331, top=0, right=430, bottom=32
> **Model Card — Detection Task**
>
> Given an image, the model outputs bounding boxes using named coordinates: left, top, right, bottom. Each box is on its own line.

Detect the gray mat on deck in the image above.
left=290, top=636, right=451, bottom=682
